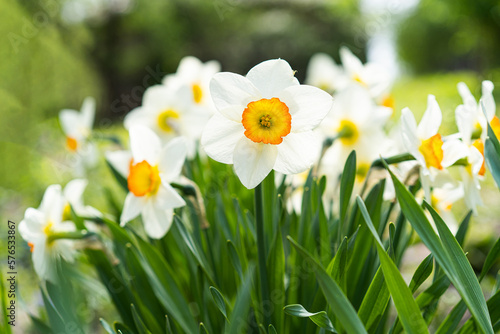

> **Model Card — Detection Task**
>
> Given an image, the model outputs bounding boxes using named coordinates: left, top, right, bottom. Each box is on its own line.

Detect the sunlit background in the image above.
left=1, top=0, right=500, bottom=332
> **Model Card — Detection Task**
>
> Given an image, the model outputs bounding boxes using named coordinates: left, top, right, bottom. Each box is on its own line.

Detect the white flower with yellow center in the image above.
left=59, top=97, right=98, bottom=173
left=320, top=85, right=392, bottom=151
left=120, top=125, right=187, bottom=239
left=162, top=56, right=220, bottom=109
left=400, top=95, right=467, bottom=199
left=19, top=185, right=76, bottom=282
left=124, top=84, right=208, bottom=158
left=201, top=59, right=333, bottom=189
left=457, top=80, right=499, bottom=140
left=339, top=47, right=392, bottom=99
left=305, top=53, right=347, bottom=94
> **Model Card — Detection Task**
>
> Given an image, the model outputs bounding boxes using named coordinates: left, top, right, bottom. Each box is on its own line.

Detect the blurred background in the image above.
left=1, top=0, right=500, bottom=331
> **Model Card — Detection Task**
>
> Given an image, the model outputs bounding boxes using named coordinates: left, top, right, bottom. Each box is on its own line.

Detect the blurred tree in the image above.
left=87, top=0, right=366, bottom=119
left=396, top=0, right=500, bottom=74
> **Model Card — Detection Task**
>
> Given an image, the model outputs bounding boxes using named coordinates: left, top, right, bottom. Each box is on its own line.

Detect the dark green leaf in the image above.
left=284, top=304, right=336, bottom=332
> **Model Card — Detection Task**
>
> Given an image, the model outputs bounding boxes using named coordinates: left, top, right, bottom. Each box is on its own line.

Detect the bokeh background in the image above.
left=1, top=0, right=500, bottom=332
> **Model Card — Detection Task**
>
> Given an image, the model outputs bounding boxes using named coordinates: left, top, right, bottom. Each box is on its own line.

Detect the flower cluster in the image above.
left=19, top=53, right=499, bottom=283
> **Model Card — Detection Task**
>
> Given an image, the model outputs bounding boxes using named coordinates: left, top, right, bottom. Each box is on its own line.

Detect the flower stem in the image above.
left=255, top=183, right=271, bottom=326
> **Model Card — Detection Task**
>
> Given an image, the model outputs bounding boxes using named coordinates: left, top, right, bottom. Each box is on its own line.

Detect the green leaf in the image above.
left=268, top=324, right=277, bottom=334
left=284, top=304, right=336, bottom=332
left=210, top=286, right=229, bottom=322
left=200, top=322, right=209, bottom=334
left=114, top=322, right=135, bottom=334
left=357, top=266, right=389, bottom=332
left=133, top=236, right=198, bottom=334
left=267, top=228, right=285, bottom=332
left=479, top=237, right=500, bottom=281
left=226, top=265, right=255, bottom=334
left=287, top=236, right=368, bottom=334
left=227, top=240, right=244, bottom=283
left=409, top=254, right=433, bottom=293
left=384, top=160, right=493, bottom=334
left=339, top=150, right=356, bottom=228
left=485, top=138, right=500, bottom=189
left=435, top=301, right=468, bottom=334
left=424, top=201, right=493, bottom=334
left=29, top=315, right=53, bottom=334
left=174, top=216, right=216, bottom=284
left=131, top=304, right=153, bottom=334
left=356, top=196, right=429, bottom=334
left=100, top=318, right=114, bottom=334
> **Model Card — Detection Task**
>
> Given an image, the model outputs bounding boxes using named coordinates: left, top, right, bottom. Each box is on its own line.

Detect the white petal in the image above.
left=123, top=107, right=157, bottom=130
left=156, top=182, right=186, bottom=209
left=339, top=47, right=363, bottom=75
left=278, top=85, right=333, bottom=132
left=210, top=72, right=261, bottom=110
left=246, top=59, right=299, bottom=98
left=81, top=97, right=95, bottom=130
left=105, top=150, right=133, bottom=177
left=442, top=139, right=468, bottom=168
left=129, top=125, right=161, bottom=165
left=233, top=138, right=278, bottom=189
left=274, top=131, right=320, bottom=174
left=63, top=179, right=87, bottom=208
left=39, top=185, right=64, bottom=225
left=400, top=108, right=419, bottom=151
left=19, top=208, right=45, bottom=241
left=417, top=95, right=441, bottom=139
left=158, top=137, right=187, bottom=180
left=455, top=105, right=474, bottom=144
left=216, top=105, right=245, bottom=123
left=59, top=109, right=80, bottom=137
left=481, top=80, right=496, bottom=121
left=469, top=146, right=484, bottom=176
left=201, top=113, right=244, bottom=164
left=33, top=241, right=54, bottom=281
left=142, top=201, right=173, bottom=239
left=120, top=193, right=146, bottom=225
left=457, top=82, right=476, bottom=109
left=142, top=85, right=173, bottom=110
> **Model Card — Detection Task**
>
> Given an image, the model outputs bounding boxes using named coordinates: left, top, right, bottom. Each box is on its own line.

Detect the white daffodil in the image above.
left=19, top=185, right=76, bottom=282
left=320, top=85, right=392, bottom=155
left=124, top=84, right=208, bottom=158
left=339, top=46, right=392, bottom=99
left=305, top=53, right=347, bottom=94
left=429, top=175, right=464, bottom=233
left=457, top=80, right=499, bottom=140
left=163, top=56, right=220, bottom=110
left=201, top=59, right=333, bottom=189
left=59, top=97, right=98, bottom=173
left=400, top=95, right=467, bottom=199
left=455, top=100, right=487, bottom=213
left=120, top=125, right=187, bottom=239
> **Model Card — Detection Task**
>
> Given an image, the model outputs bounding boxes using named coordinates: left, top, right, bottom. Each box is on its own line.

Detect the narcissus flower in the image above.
left=339, top=47, right=392, bottom=99
left=401, top=95, right=466, bottom=198
left=305, top=53, right=346, bottom=94
left=124, top=84, right=208, bottom=158
left=457, top=80, right=499, bottom=140
left=120, top=126, right=187, bottom=238
left=59, top=97, right=98, bottom=173
left=201, top=59, right=333, bottom=189
left=162, top=56, right=220, bottom=109
left=19, top=185, right=76, bottom=282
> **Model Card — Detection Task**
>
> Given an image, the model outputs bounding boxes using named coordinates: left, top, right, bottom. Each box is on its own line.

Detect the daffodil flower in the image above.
left=457, top=80, right=499, bottom=140
left=162, top=56, right=220, bottom=109
left=59, top=97, right=98, bottom=173
left=124, top=84, right=208, bottom=158
left=320, top=85, right=392, bottom=152
left=120, top=125, right=187, bottom=239
left=400, top=95, right=466, bottom=199
left=339, top=47, right=392, bottom=99
left=305, top=53, right=347, bottom=94
left=201, top=59, right=333, bottom=189
left=19, top=185, right=76, bottom=282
